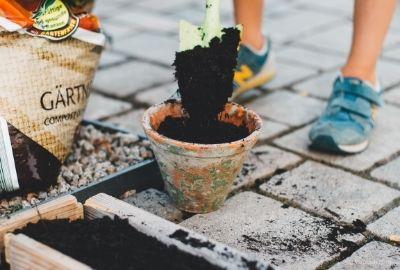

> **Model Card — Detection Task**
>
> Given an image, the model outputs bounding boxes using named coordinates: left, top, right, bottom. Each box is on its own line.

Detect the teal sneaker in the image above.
left=232, top=38, right=276, bottom=99
left=309, top=77, right=383, bottom=154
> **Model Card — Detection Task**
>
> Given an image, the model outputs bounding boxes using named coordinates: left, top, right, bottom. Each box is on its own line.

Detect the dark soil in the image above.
left=160, top=27, right=247, bottom=144
left=158, top=116, right=249, bottom=144
left=15, top=217, right=223, bottom=270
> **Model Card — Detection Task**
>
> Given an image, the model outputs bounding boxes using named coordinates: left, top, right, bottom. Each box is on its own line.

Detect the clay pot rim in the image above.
left=142, top=101, right=262, bottom=153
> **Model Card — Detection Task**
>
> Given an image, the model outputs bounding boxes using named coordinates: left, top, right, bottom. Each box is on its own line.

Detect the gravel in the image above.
left=0, top=125, right=154, bottom=218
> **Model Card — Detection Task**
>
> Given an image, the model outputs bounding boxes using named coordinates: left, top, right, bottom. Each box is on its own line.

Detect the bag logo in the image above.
left=25, top=0, right=79, bottom=41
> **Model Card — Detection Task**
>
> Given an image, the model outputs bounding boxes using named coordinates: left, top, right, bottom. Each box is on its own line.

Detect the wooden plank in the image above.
left=5, top=233, right=91, bottom=270
left=0, top=195, right=83, bottom=248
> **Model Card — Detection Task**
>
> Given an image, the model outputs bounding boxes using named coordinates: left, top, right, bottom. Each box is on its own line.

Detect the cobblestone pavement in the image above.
left=86, top=0, right=400, bottom=269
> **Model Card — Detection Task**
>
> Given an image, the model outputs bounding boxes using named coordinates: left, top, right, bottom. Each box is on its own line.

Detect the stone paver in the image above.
left=248, top=90, right=325, bottom=126
left=98, top=50, right=127, bottom=68
left=136, top=0, right=194, bottom=13
left=367, top=207, right=400, bottom=242
left=114, top=33, right=178, bottom=65
left=106, top=109, right=146, bottom=135
left=84, top=93, right=132, bottom=120
left=101, top=20, right=138, bottom=41
left=274, top=105, right=400, bottom=172
left=330, top=241, right=400, bottom=270
left=297, top=22, right=400, bottom=55
left=233, top=145, right=302, bottom=191
left=107, top=10, right=178, bottom=34
left=265, top=9, right=340, bottom=44
left=384, top=87, right=400, bottom=107
left=262, top=62, right=317, bottom=89
left=135, top=82, right=178, bottom=105
left=371, top=157, right=400, bottom=189
left=258, top=119, right=289, bottom=141
left=292, top=70, right=338, bottom=99
left=93, top=61, right=173, bottom=97
left=276, top=46, right=342, bottom=71
left=181, top=192, right=364, bottom=270
left=293, top=60, right=400, bottom=99
left=260, top=161, right=400, bottom=223
left=123, top=188, right=183, bottom=223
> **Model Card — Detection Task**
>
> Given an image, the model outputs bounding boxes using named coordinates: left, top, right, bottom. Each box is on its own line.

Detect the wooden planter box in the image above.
left=3, top=193, right=270, bottom=270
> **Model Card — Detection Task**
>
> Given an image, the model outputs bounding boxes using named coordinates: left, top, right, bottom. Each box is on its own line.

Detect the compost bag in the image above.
left=0, top=0, right=104, bottom=194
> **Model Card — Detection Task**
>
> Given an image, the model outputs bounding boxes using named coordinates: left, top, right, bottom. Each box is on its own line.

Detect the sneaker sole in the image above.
left=232, top=52, right=277, bottom=100
left=337, top=140, right=369, bottom=154
left=310, top=135, right=369, bottom=154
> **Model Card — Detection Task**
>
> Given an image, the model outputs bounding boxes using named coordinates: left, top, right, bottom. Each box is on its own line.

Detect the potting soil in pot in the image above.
left=0, top=125, right=153, bottom=218
left=157, top=0, right=250, bottom=144
left=15, top=217, right=223, bottom=270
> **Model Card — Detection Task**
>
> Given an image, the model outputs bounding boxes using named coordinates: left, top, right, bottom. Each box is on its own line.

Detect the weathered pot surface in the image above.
left=142, top=101, right=262, bottom=213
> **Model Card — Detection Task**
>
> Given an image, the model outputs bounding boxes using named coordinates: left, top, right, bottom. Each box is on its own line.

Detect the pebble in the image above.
left=0, top=125, right=153, bottom=218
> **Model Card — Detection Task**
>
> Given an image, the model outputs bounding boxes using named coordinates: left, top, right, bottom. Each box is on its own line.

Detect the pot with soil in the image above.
left=143, top=0, right=262, bottom=213
left=143, top=101, right=262, bottom=213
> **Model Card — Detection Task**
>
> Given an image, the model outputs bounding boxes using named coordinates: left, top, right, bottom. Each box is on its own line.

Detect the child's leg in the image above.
left=341, top=0, right=396, bottom=86
left=234, top=0, right=265, bottom=50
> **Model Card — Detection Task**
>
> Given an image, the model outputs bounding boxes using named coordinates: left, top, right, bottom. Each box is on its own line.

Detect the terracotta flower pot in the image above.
left=142, top=101, right=262, bottom=213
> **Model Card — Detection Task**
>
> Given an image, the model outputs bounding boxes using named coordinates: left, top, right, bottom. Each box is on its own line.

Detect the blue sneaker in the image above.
left=309, top=77, right=383, bottom=154
left=232, top=38, right=276, bottom=99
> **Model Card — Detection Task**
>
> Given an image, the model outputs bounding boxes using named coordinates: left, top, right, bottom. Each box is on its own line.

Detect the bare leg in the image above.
left=234, top=0, right=264, bottom=50
left=341, top=0, right=396, bottom=86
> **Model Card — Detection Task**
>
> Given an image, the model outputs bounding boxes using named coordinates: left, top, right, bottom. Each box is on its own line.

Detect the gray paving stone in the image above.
left=107, top=10, right=178, bottom=34
left=296, top=0, right=353, bottom=17
left=135, top=82, right=178, bottom=105
left=384, top=47, right=400, bottom=62
left=293, top=60, right=400, bottom=99
left=376, top=59, right=400, bottom=89
left=371, top=157, right=400, bottom=189
left=258, top=119, right=289, bottom=141
left=260, top=161, right=400, bottom=223
left=265, top=9, right=340, bottom=44
left=106, top=109, right=146, bottom=135
left=84, top=93, right=132, bottom=120
left=330, top=241, right=400, bottom=270
left=136, top=0, right=194, bottom=13
left=114, top=33, right=178, bottom=65
left=276, top=46, right=342, bottom=71
left=181, top=191, right=364, bottom=269
left=233, top=145, right=302, bottom=191
left=93, top=61, right=173, bottom=97
left=98, top=50, right=127, bottom=68
left=384, top=87, right=400, bottom=107
left=274, top=105, right=400, bottom=172
left=292, top=70, right=338, bottom=99
left=247, top=90, right=325, bottom=126
left=367, top=207, right=400, bottom=242
left=263, top=62, right=317, bottom=90
left=101, top=21, right=139, bottom=41
left=123, top=188, right=183, bottom=223
left=297, top=23, right=400, bottom=55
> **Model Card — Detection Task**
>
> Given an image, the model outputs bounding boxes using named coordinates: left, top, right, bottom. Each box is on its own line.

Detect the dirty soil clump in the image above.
left=158, top=116, right=249, bottom=144
left=158, top=28, right=249, bottom=144
left=16, top=217, right=222, bottom=270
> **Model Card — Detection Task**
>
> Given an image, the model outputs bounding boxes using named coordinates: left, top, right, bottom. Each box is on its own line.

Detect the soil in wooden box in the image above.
left=15, top=217, right=223, bottom=270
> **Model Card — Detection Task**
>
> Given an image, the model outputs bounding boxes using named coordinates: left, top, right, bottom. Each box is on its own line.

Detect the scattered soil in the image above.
left=158, top=116, right=249, bottom=144
left=0, top=125, right=153, bottom=218
left=15, top=217, right=222, bottom=270
left=240, top=217, right=365, bottom=267
left=159, top=27, right=248, bottom=144
left=170, top=229, right=216, bottom=249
